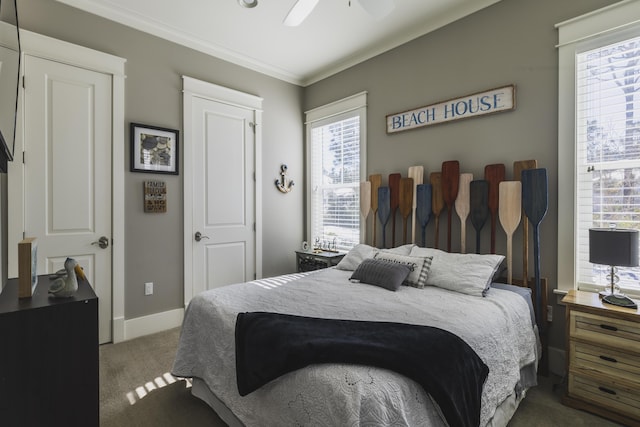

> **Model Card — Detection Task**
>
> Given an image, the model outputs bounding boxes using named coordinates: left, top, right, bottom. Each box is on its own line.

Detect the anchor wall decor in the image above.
left=275, top=164, right=294, bottom=193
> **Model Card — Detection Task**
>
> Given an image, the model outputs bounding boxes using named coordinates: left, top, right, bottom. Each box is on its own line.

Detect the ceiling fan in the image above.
left=283, top=0, right=396, bottom=26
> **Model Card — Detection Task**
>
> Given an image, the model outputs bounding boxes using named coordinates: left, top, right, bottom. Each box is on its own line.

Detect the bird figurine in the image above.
left=48, top=258, right=86, bottom=298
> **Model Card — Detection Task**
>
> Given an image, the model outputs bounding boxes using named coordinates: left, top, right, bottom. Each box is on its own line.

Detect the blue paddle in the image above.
left=522, top=168, right=548, bottom=332
left=442, top=161, right=460, bottom=252
left=416, top=184, right=432, bottom=247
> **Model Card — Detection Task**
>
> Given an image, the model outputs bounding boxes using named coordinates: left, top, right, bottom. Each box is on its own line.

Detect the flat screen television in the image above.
left=0, top=0, right=20, bottom=173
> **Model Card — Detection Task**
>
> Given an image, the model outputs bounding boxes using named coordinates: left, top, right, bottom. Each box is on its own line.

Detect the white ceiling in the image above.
left=56, top=0, right=502, bottom=86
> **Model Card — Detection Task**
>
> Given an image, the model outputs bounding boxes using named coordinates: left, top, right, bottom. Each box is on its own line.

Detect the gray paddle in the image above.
left=513, top=159, right=538, bottom=285
left=522, top=168, right=548, bottom=332
left=389, top=173, right=401, bottom=247
left=377, top=187, right=391, bottom=249
left=369, top=174, right=382, bottom=247
left=360, top=181, right=371, bottom=244
left=408, top=166, right=424, bottom=244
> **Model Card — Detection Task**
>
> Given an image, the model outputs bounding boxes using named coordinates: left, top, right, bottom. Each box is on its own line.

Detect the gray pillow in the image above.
left=349, top=258, right=411, bottom=291
left=372, top=252, right=432, bottom=289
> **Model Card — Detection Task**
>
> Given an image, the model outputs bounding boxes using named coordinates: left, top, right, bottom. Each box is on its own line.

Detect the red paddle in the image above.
left=484, top=164, right=505, bottom=254
left=430, top=172, right=444, bottom=249
left=399, top=178, right=414, bottom=245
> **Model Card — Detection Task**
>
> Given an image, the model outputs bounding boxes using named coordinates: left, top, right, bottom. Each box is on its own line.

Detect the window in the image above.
left=305, top=92, right=367, bottom=252
left=557, top=1, right=640, bottom=297
left=576, top=36, right=640, bottom=292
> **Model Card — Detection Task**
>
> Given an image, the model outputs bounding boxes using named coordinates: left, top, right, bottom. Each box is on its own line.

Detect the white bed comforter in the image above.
left=172, top=268, right=537, bottom=426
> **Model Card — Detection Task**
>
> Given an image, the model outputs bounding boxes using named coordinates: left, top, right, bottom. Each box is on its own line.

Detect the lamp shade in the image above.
left=589, top=228, right=639, bottom=267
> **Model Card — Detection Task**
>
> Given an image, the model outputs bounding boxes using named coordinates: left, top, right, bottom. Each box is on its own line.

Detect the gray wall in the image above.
left=303, top=0, right=617, bottom=359
left=15, top=0, right=304, bottom=319
left=4, top=0, right=621, bottom=353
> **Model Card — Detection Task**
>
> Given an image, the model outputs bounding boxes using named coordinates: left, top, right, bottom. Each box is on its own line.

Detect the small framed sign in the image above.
left=130, top=123, right=179, bottom=175
left=18, top=237, right=37, bottom=298
left=144, top=180, right=167, bottom=213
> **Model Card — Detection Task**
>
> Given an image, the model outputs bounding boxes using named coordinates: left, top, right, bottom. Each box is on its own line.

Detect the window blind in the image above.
left=576, top=35, right=640, bottom=292
left=309, top=114, right=361, bottom=252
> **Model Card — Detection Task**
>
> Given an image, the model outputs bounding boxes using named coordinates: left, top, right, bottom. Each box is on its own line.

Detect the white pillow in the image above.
left=336, top=244, right=417, bottom=271
left=382, top=243, right=416, bottom=256
left=409, top=247, right=504, bottom=297
left=336, top=244, right=379, bottom=271
left=372, top=252, right=432, bottom=289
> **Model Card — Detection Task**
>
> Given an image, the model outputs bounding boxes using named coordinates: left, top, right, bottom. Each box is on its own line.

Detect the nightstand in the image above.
left=295, top=250, right=345, bottom=272
left=561, top=290, right=640, bottom=426
left=0, top=275, right=99, bottom=427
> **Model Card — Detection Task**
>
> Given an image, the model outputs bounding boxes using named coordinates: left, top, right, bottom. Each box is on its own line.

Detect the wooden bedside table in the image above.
left=561, top=290, right=640, bottom=426
left=295, top=250, right=345, bottom=272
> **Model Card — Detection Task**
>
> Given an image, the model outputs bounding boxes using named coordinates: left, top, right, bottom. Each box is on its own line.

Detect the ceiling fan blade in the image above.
left=358, top=0, right=395, bottom=19
left=283, top=0, right=320, bottom=26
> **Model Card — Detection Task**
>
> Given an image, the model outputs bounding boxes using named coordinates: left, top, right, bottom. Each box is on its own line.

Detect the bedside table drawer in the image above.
left=570, top=341, right=640, bottom=384
left=569, top=372, right=640, bottom=419
left=562, top=290, right=640, bottom=425
left=295, top=250, right=345, bottom=273
left=570, top=310, right=640, bottom=352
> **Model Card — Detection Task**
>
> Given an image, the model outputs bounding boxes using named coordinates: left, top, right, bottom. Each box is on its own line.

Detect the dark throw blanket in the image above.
left=235, top=312, right=489, bottom=427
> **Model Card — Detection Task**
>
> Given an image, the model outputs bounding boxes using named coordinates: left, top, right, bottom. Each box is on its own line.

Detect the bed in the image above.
left=172, top=244, right=540, bottom=426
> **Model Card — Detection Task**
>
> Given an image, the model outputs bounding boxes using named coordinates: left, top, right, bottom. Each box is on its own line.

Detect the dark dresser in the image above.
left=0, top=275, right=99, bottom=427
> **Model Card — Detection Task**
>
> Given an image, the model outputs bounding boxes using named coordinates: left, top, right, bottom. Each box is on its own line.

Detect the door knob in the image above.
left=195, top=231, right=210, bottom=242
left=91, top=236, right=109, bottom=249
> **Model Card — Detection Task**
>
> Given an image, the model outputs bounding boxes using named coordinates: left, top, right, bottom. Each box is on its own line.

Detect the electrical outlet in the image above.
left=547, top=305, right=553, bottom=322
left=145, top=282, right=153, bottom=296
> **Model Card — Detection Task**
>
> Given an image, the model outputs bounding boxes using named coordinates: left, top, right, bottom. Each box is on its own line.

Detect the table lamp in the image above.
left=589, top=227, right=639, bottom=308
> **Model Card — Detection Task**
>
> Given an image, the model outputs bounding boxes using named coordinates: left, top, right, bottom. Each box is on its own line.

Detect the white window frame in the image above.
left=557, top=0, right=640, bottom=297
left=305, top=92, right=367, bottom=251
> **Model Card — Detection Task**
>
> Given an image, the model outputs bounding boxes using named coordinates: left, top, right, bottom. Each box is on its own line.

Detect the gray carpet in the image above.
left=100, top=327, right=622, bottom=427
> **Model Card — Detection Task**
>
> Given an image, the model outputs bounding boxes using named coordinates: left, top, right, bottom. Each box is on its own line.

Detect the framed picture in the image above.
left=130, top=123, right=179, bottom=175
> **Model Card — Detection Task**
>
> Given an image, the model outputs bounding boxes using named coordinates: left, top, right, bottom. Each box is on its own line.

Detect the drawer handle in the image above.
left=598, top=386, right=617, bottom=396
left=599, top=355, right=618, bottom=363
left=599, top=324, right=618, bottom=332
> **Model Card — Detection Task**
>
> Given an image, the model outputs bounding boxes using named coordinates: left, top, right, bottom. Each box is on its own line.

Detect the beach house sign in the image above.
left=386, top=85, right=515, bottom=134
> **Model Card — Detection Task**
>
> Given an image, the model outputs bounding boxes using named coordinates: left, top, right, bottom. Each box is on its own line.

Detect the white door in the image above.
left=23, top=55, right=112, bottom=343
left=189, top=94, right=256, bottom=297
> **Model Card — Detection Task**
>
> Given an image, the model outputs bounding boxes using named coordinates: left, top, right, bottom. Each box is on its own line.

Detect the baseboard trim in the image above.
left=123, top=308, right=184, bottom=341
left=113, top=316, right=125, bottom=343
left=548, top=345, right=566, bottom=377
